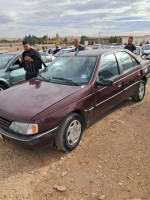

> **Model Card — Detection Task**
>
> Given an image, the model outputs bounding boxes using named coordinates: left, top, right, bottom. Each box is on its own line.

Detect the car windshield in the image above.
left=143, top=45, right=150, bottom=50
left=37, top=56, right=97, bottom=85
left=0, top=54, right=14, bottom=69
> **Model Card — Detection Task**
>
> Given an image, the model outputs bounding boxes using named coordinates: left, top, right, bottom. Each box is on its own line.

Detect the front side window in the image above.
left=98, top=53, right=119, bottom=80
left=38, top=56, right=97, bottom=85
left=0, top=54, right=14, bottom=69
left=116, top=52, right=133, bottom=72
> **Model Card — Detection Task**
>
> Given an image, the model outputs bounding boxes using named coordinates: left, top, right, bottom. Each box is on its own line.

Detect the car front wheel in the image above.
left=55, top=113, right=84, bottom=151
left=132, top=80, right=145, bottom=102
left=0, top=84, right=6, bottom=92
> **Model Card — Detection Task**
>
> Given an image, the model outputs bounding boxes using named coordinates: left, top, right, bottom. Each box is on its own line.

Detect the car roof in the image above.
left=61, top=49, right=128, bottom=57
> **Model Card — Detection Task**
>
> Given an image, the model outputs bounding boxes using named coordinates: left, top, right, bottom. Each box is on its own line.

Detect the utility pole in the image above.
left=99, top=32, right=100, bottom=44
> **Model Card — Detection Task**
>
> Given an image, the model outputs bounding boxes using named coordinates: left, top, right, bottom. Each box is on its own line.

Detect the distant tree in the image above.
left=118, top=37, right=122, bottom=44
left=109, top=36, right=120, bottom=44
left=64, top=37, right=67, bottom=43
left=80, top=35, right=88, bottom=44
left=56, top=33, right=59, bottom=43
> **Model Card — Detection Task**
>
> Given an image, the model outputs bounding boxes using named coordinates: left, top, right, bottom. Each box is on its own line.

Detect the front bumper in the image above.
left=0, top=126, right=59, bottom=150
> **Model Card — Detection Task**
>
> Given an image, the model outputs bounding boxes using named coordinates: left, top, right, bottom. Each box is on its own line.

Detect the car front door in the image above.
left=115, top=51, right=142, bottom=100
left=93, top=53, right=124, bottom=117
left=7, top=57, right=26, bottom=86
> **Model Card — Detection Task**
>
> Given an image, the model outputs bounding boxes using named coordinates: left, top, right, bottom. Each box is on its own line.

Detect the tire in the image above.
left=0, top=84, right=6, bottom=92
left=132, top=80, right=145, bottom=102
left=55, top=113, right=84, bottom=152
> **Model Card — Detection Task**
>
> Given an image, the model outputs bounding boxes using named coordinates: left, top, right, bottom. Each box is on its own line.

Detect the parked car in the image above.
left=135, top=46, right=144, bottom=58
left=38, top=51, right=55, bottom=61
left=142, top=44, right=150, bottom=59
left=0, top=50, right=8, bottom=54
left=0, top=49, right=150, bottom=151
left=93, top=44, right=101, bottom=49
left=0, top=51, right=52, bottom=91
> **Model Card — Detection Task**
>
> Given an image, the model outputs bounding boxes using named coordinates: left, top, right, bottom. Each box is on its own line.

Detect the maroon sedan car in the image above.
left=0, top=49, right=150, bottom=151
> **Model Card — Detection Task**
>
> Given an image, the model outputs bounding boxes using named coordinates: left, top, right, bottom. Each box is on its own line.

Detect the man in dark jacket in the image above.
left=124, top=37, right=136, bottom=53
left=53, top=46, right=60, bottom=55
left=74, top=39, right=85, bottom=51
left=20, top=41, right=42, bottom=80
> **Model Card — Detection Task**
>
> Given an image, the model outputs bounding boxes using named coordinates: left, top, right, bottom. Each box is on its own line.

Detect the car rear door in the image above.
left=93, top=53, right=124, bottom=117
left=115, top=51, right=142, bottom=100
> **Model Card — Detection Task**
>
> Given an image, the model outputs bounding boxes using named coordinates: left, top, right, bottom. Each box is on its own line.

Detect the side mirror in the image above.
left=95, top=79, right=113, bottom=87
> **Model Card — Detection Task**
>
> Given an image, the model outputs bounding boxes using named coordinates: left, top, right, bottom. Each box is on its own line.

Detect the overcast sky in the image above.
left=0, top=0, right=150, bottom=38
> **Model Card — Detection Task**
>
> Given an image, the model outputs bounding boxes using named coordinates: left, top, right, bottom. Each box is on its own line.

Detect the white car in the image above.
left=93, top=44, right=101, bottom=49
left=143, top=44, right=150, bottom=55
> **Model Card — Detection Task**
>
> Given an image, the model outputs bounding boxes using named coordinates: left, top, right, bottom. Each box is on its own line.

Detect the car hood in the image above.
left=0, top=80, right=82, bottom=121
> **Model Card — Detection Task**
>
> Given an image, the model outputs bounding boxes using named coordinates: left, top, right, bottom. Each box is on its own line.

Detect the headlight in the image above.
left=9, top=121, right=38, bottom=135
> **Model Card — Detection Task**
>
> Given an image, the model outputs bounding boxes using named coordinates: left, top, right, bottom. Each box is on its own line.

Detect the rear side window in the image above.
left=116, top=52, right=133, bottom=72
left=98, top=53, right=119, bottom=80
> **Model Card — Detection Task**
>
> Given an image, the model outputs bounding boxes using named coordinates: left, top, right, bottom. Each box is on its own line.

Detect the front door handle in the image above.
left=138, top=70, right=143, bottom=76
left=118, top=83, right=123, bottom=88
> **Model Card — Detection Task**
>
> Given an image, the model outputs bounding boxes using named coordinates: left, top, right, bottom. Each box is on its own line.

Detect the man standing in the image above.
left=42, top=46, right=46, bottom=52
left=20, top=41, right=42, bottom=80
left=124, top=37, right=136, bottom=53
left=53, top=46, right=60, bottom=55
left=74, top=39, right=85, bottom=52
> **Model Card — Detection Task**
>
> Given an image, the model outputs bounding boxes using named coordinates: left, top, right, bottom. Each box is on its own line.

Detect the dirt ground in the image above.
left=0, top=81, right=150, bottom=200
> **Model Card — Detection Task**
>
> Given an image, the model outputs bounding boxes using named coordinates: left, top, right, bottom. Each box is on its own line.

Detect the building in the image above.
left=86, top=37, right=110, bottom=45
left=84, top=35, right=150, bottom=46
left=121, top=35, right=150, bottom=45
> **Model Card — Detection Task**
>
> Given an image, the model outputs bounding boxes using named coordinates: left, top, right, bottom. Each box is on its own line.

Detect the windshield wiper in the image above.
left=52, top=77, right=80, bottom=85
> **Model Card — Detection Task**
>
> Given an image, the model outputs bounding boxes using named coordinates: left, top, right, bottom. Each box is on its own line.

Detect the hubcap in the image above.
left=66, top=120, right=81, bottom=146
left=138, top=83, right=145, bottom=100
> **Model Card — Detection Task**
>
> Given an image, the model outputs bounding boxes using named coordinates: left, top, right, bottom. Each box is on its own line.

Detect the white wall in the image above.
left=136, top=37, right=143, bottom=44
left=145, top=36, right=150, bottom=43
left=122, top=37, right=128, bottom=44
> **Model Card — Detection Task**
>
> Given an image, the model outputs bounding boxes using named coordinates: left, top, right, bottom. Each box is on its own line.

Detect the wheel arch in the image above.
left=71, top=110, right=87, bottom=129
left=141, top=76, right=147, bottom=84
left=0, top=79, right=10, bottom=89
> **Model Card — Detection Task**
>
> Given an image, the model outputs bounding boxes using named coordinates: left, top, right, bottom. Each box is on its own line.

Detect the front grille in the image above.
left=0, top=117, right=12, bottom=130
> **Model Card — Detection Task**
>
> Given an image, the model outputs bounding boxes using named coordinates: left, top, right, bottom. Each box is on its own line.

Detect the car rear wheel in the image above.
left=0, top=84, right=6, bottom=92
left=132, top=80, right=145, bottom=102
left=55, top=113, right=84, bottom=152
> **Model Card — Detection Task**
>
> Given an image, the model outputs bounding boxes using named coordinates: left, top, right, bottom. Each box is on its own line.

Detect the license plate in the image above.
left=0, top=134, right=3, bottom=140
